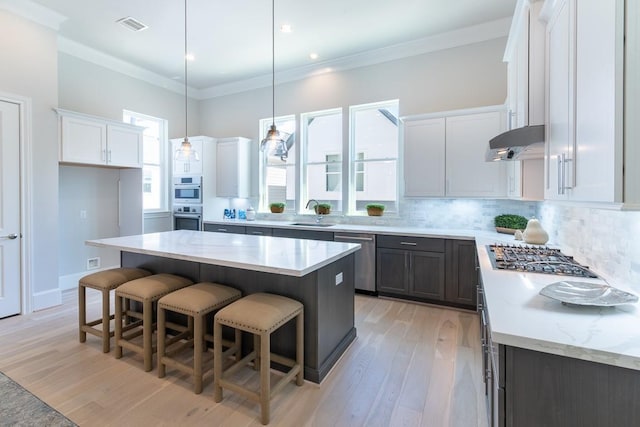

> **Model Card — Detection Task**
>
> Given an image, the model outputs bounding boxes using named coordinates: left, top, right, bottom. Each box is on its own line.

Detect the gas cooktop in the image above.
left=487, top=244, right=598, bottom=278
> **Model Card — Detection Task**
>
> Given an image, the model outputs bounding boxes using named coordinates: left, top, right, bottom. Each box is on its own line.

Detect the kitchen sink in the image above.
left=289, top=222, right=335, bottom=227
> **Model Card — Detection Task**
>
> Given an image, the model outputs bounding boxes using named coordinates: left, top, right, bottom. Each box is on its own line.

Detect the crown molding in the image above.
left=58, top=37, right=191, bottom=97
left=0, top=0, right=67, bottom=30
left=199, top=17, right=511, bottom=99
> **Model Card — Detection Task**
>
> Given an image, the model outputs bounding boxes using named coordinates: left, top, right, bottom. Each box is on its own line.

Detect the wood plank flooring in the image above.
left=0, top=290, right=488, bottom=426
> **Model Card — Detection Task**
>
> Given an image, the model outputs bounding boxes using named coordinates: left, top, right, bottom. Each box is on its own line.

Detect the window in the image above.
left=301, top=109, right=343, bottom=212
left=259, top=115, right=296, bottom=212
left=123, top=110, right=168, bottom=212
left=350, top=100, right=399, bottom=213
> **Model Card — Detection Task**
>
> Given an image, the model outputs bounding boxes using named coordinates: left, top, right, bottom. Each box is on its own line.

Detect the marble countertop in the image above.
left=474, top=235, right=640, bottom=371
left=86, top=230, right=360, bottom=277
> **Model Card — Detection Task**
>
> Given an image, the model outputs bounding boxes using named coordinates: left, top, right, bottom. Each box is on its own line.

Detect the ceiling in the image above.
left=10, top=0, right=517, bottom=95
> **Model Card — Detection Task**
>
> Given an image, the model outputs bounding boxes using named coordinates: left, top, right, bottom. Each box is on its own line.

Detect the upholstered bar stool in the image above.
left=78, top=267, right=151, bottom=353
left=213, top=293, right=304, bottom=425
left=114, top=273, right=193, bottom=371
left=157, top=282, right=242, bottom=394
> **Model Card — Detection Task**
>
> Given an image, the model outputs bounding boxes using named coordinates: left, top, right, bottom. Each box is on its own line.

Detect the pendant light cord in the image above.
left=184, top=0, right=188, bottom=140
left=271, top=0, right=275, bottom=128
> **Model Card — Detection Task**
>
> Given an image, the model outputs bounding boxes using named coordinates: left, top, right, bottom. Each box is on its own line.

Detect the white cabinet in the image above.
left=543, top=0, right=625, bottom=203
left=445, top=110, right=507, bottom=197
left=503, top=0, right=546, bottom=200
left=402, top=106, right=507, bottom=198
left=216, top=137, right=251, bottom=198
left=57, top=109, right=143, bottom=168
left=171, top=137, right=208, bottom=175
left=402, top=118, right=446, bottom=197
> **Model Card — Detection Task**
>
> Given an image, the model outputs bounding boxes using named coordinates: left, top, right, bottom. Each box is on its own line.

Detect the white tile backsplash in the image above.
left=538, top=202, right=640, bottom=290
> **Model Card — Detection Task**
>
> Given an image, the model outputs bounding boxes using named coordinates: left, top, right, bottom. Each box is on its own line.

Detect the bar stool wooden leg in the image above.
left=78, top=285, right=87, bottom=343
left=143, top=300, right=154, bottom=372
left=194, top=314, right=203, bottom=394
left=213, top=319, right=223, bottom=402
left=260, top=332, right=271, bottom=425
left=157, top=307, right=166, bottom=378
left=101, top=289, right=111, bottom=353
left=114, top=294, right=123, bottom=359
left=296, top=311, right=304, bottom=386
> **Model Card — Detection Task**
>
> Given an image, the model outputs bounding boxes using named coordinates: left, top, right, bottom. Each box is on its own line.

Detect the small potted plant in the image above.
left=269, top=202, right=286, bottom=214
left=315, top=203, right=331, bottom=215
left=494, top=214, right=528, bottom=234
left=365, top=203, right=385, bottom=216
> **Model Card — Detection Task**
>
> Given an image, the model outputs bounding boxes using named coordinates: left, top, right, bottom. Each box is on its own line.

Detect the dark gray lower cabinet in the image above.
left=272, top=228, right=334, bottom=241
left=377, top=235, right=475, bottom=309
left=376, top=236, right=446, bottom=302
left=203, top=223, right=246, bottom=234
left=445, top=240, right=478, bottom=308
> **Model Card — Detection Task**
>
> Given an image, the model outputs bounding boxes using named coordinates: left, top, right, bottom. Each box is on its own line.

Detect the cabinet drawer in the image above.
left=377, top=235, right=445, bottom=252
left=203, top=224, right=246, bottom=234
left=246, top=226, right=273, bottom=236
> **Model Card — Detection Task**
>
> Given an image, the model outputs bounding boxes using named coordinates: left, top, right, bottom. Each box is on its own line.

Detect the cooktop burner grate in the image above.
left=487, top=244, right=598, bottom=278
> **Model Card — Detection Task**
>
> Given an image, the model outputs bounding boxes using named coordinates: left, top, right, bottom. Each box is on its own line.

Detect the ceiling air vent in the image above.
left=116, top=16, right=149, bottom=32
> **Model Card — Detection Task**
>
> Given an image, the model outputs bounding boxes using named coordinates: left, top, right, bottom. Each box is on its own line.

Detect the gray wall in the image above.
left=0, top=10, right=60, bottom=310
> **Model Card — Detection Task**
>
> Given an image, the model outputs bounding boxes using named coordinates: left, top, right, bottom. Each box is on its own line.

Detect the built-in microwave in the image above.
left=173, top=175, right=202, bottom=204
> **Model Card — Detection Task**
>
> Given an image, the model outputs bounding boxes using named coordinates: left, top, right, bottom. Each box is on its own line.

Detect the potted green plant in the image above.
left=269, top=202, right=285, bottom=213
left=314, top=203, right=331, bottom=215
left=494, top=214, right=528, bottom=234
left=365, top=203, right=385, bottom=216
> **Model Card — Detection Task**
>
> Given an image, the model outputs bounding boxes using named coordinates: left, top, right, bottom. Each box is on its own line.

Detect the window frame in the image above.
left=123, top=110, right=169, bottom=213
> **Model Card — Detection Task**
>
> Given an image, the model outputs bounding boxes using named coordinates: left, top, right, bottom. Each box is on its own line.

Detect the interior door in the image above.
left=0, top=100, right=21, bottom=318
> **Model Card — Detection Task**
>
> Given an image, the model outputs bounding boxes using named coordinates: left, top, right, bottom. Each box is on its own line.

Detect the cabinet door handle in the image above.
left=400, top=241, right=417, bottom=246
left=108, top=150, right=112, bottom=163
left=251, top=231, right=263, bottom=235
left=557, top=155, right=563, bottom=195
left=217, top=228, right=227, bottom=232
left=335, top=235, right=374, bottom=242
left=101, top=149, right=106, bottom=162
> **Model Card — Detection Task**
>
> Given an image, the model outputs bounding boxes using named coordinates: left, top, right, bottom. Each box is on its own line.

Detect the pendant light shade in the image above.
left=175, top=0, right=199, bottom=162
left=260, top=0, right=289, bottom=161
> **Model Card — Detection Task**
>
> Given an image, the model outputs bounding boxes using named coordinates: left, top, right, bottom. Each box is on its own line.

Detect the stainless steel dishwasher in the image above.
left=334, top=232, right=376, bottom=293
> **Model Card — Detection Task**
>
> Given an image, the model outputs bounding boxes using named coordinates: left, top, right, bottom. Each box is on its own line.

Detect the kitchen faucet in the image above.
left=305, top=199, right=323, bottom=223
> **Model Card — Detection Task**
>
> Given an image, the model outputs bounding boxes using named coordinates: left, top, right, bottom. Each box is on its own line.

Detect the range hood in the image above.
left=485, top=125, right=545, bottom=161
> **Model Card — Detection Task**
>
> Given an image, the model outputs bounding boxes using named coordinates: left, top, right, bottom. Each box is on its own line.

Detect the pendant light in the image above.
left=259, top=0, right=289, bottom=161
left=175, top=0, right=199, bottom=162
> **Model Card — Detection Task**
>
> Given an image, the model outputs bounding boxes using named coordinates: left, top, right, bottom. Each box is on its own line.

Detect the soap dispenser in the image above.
left=246, top=206, right=256, bottom=221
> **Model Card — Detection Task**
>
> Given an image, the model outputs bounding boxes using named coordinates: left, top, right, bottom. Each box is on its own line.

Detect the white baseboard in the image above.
left=58, top=265, right=120, bottom=291
left=32, top=288, right=62, bottom=311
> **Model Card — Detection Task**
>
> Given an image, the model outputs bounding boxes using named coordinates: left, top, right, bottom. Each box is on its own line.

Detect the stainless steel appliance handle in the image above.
left=173, top=214, right=201, bottom=219
left=1, top=233, right=18, bottom=240
left=334, top=235, right=374, bottom=242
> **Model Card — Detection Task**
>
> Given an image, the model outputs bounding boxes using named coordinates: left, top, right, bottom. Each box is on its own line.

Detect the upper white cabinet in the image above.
left=216, top=137, right=251, bottom=198
left=543, top=0, right=625, bottom=203
left=171, top=136, right=212, bottom=176
left=57, top=109, right=143, bottom=168
left=402, top=106, right=507, bottom=198
left=402, top=118, right=446, bottom=197
left=503, top=0, right=546, bottom=200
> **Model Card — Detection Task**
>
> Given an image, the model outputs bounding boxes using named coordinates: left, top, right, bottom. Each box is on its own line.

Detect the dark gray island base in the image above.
left=121, top=251, right=356, bottom=384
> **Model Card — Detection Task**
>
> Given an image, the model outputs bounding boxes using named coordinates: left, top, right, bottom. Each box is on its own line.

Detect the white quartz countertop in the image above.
left=86, top=230, right=360, bottom=277
left=475, top=235, right=640, bottom=371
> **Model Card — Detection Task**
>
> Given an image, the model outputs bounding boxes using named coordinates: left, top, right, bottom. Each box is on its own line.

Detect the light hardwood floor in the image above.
left=0, top=290, right=488, bottom=426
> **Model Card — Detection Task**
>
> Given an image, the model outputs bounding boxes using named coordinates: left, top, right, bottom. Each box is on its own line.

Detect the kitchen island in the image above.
left=86, top=230, right=361, bottom=383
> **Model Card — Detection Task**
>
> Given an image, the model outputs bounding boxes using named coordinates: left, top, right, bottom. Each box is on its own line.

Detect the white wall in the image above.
left=0, top=10, right=60, bottom=310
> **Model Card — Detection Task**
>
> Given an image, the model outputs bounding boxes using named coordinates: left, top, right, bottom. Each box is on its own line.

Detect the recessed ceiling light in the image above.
left=185, top=53, right=195, bottom=61
left=309, top=53, right=319, bottom=60
left=280, top=24, right=292, bottom=33
left=116, top=16, right=149, bottom=32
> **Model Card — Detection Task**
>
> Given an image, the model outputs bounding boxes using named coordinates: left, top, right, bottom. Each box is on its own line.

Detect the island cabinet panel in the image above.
left=445, top=240, right=478, bottom=308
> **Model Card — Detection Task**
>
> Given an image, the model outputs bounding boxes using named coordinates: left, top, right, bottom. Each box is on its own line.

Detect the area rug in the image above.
left=0, top=372, right=77, bottom=426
